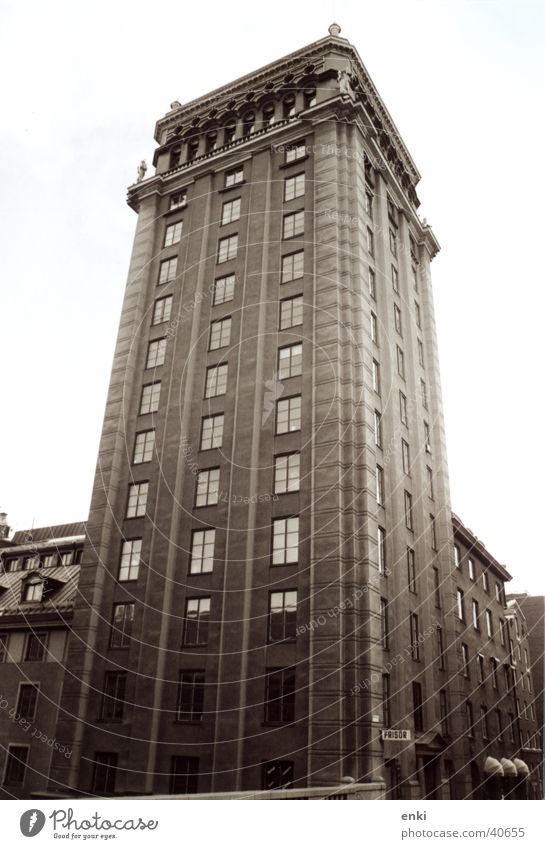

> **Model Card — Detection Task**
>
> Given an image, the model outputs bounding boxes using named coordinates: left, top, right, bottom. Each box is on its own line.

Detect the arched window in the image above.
left=187, top=138, right=199, bottom=161
left=304, top=88, right=316, bottom=108
left=205, top=131, right=217, bottom=153
left=242, top=112, right=255, bottom=136
left=283, top=95, right=296, bottom=119
left=224, top=122, right=236, bottom=144
left=169, top=145, right=182, bottom=169
left=262, top=103, right=275, bottom=128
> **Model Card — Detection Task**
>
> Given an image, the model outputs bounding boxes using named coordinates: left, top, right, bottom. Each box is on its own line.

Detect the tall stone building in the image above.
left=42, top=25, right=537, bottom=800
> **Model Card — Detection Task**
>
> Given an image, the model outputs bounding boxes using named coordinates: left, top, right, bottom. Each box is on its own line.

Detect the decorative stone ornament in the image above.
left=136, top=160, right=147, bottom=183
left=329, top=23, right=341, bottom=36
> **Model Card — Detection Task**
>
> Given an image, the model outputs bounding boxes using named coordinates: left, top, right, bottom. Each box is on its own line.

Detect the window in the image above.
left=407, top=548, right=416, bottom=593
left=486, top=610, right=493, bottom=639
left=213, top=273, right=235, bottom=305
left=217, top=234, right=238, bottom=263
left=263, top=761, right=294, bottom=791
left=110, top=603, right=134, bottom=648
left=365, top=191, right=374, bottom=220
left=370, top=312, right=378, bottom=343
left=92, top=753, right=118, bottom=795
left=272, top=516, right=299, bottom=565
left=456, top=588, right=465, bottom=621
left=158, top=257, right=177, bottom=287
left=164, top=221, right=183, bottom=247
left=378, top=527, right=386, bottom=576
left=118, top=539, right=142, bottom=582
left=490, top=657, right=498, bottom=689
left=421, top=379, right=428, bottom=410
left=412, top=265, right=418, bottom=290
left=380, top=597, right=389, bottom=649
left=280, top=295, right=303, bottom=329
left=304, top=88, right=316, bottom=108
left=183, top=597, right=210, bottom=646
left=495, top=581, right=504, bottom=605
left=126, top=481, right=148, bottom=518
left=367, top=227, right=374, bottom=258
left=374, top=410, right=382, bottom=448
left=0, top=633, right=8, bottom=662
left=481, top=706, right=489, bottom=739
left=16, top=684, right=39, bottom=721
left=3, top=746, right=28, bottom=785
left=221, top=198, right=241, bottom=225
left=169, top=191, right=187, bottom=211
left=461, top=643, right=470, bottom=678
left=195, top=468, right=220, bottom=507
left=225, top=168, right=243, bottom=187
left=410, top=612, right=420, bottom=660
left=433, top=567, right=441, bottom=608
left=424, top=421, right=431, bottom=452
left=209, top=317, right=232, bottom=350
left=200, top=414, right=224, bottom=451
left=426, top=466, right=434, bottom=500
left=274, top=453, right=300, bottom=494
left=482, top=569, right=489, bottom=592
left=146, top=338, right=167, bottom=369
left=24, top=632, right=47, bottom=661
left=205, top=364, right=228, bottom=397
left=269, top=590, right=297, bottom=642
left=391, top=265, right=399, bottom=293
left=170, top=756, right=199, bottom=795
left=281, top=251, right=304, bottom=283
left=189, top=529, right=215, bottom=575
left=283, top=210, right=304, bottom=239
left=454, top=544, right=460, bottom=569
left=100, top=672, right=126, bottom=722
left=394, top=304, right=402, bottom=335
left=496, top=708, right=503, bottom=740
left=439, top=689, right=449, bottom=734
left=466, top=701, right=474, bottom=737
left=368, top=268, right=376, bottom=299
left=508, top=712, right=515, bottom=742
left=396, top=346, right=405, bottom=379
left=389, top=228, right=397, bottom=257
left=265, top=667, right=295, bottom=723
left=376, top=465, right=384, bottom=506
left=286, top=143, right=306, bottom=163
left=399, top=391, right=408, bottom=425
left=284, top=173, right=305, bottom=201
left=418, top=339, right=424, bottom=367
left=5, top=557, right=19, bottom=571
left=412, top=682, right=424, bottom=732
left=276, top=395, right=301, bottom=434
left=177, top=671, right=205, bottom=721
left=477, top=653, right=485, bottom=683
left=133, top=430, right=155, bottom=464
left=472, top=599, right=480, bottom=630
left=153, top=295, right=172, bottom=325
left=499, top=618, right=506, bottom=646
left=262, top=103, right=275, bottom=127
left=372, top=359, right=380, bottom=394
left=382, top=674, right=391, bottom=726
left=404, top=491, right=413, bottom=530
left=430, top=515, right=437, bottom=550
left=401, top=439, right=410, bottom=475
left=282, top=97, right=295, bottom=119
left=140, top=382, right=161, bottom=414
left=23, top=578, right=43, bottom=602
left=278, top=343, right=302, bottom=379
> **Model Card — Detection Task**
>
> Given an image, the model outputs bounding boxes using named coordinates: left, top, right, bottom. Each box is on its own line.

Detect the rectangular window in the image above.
left=462, top=643, right=470, bottom=678
left=170, top=191, right=187, bottom=211
left=91, top=753, right=118, bottom=795
left=170, top=756, right=199, bottom=795
left=401, top=439, right=410, bottom=475
left=378, top=527, right=386, bottom=576
left=262, top=760, right=294, bottom=791
left=205, top=364, right=228, bottom=397
left=496, top=709, right=503, bottom=740
left=280, top=295, right=303, bottom=329
left=490, top=657, right=498, bottom=688
left=437, top=627, right=445, bottom=669
left=200, top=414, right=224, bottom=450
left=486, top=609, right=493, bottom=638
left=391, top=265, right=399, bottom=293
left=424, top=421, right=431, bottom=452
left=367, top=227, right=374, bottom=258
left=472, top=599, right=480, bottom=630
left=427, top=466, right=434, bottom=500
left=221, top=197, right=241, bottom=225
left=396, top=346, right=405, bottom=378
left=158, top=257, right=177, bottom=286
left=100, top=672, right=126, bottom=722
left=410, top=612, right=420, bottom=660
left=275, top=395, right=301, bottom=434
left=412, top=265, right=418, bottom=291
left=213, top=273, right=236, bottom=305
left=140, top=382, right=161, bottom=415
left=477, top=653, right=485, bottom=684
left=499, top=619, right=506, bottom=646
left=394, top=304, right=402, bottom=335
left=380, top=597, right=389, bottom=649
left=286, top=143, right=306, bottom=163
left=454, top=544, right=460, bottom=569
left=374, top=410, right=382, bottom=448
left=283, top=210, right=304, bottom=239
left=368, top=268, right=376, bottom=300
left=482, top=569, right=489, bottom=593
left=281, top=251, right=304, bottom=283
left=209, top=317, right=232, bottom=351
left=412, top=682, right=424, bottom=732
left=0, top=633, right=8, bottom=663
left=217, top=234, right=238, bottom=263
left=274, top=453, right=300, bottom=494
left=110, top=603, right=134, bottom=648
left=3, top=746, right=28, bottom=785
left=164, top=221, right=183, bottom=247
left=370, top=312, right=378, bottom=343
left=133, top=430, right=155, bottom=464
left=389, top=228, right=397, bottom=257
left=269, top=590, right=297, bottom=642
left=376, top=465, right=384, bottom=506
left=433, top=567, right=441, bottom=608
left=430, top=515, right=437, bottom=550
left=272, top=517, right=299, bottom=565
left=16, top=684, right=39, bottom=722
left=118, top=539, right=142, bottom=582
left=372, top=359, right=380, bottom=394
left=24, top=580, right=43, bottom=602
left=126, top=481, right=148, bottom=518
left=183, top=597, right=210, bottom=646
left=177, top=671, right=205, bottom=721
left=365, top=191, right=374, bottom=220
left=439, top=689, right=448, bottom=734
left=225, top=168, right=243, bottom=187
left=153, top=295, right=172, bottom=325
left=399, top=391, right=408, bottom=425
left=284, top=173, right=305, bottom=202
left=456, top=588, right=465, bottom=621
left=466, top=701, right=474, bottom=737
left=382, top=674, right=392, bottom=727
left=404, top=491, right=413, bottom=530
left=407, top=548, right=416, bottom=593
left=415, top=301, right=422, bottom=328
left=421, top=379, right=428, bottom=410
left=278, top=343, right=302, bottom=379
left=24, top=632, right=47, bottom=662
left=418, top=339, right=424, bottom=367
left=481, top=706, right=489, bottom=739
left=195, top=468, right=220, bottom=507
left=189, top=529, right=215, bottom=575
left=265, top=667, right=296, bottom=723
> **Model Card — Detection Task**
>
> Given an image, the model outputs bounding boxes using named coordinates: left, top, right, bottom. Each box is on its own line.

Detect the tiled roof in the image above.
left=11, top=522, right=86, bottom=545
left=0, top=564, right=80, bottom=617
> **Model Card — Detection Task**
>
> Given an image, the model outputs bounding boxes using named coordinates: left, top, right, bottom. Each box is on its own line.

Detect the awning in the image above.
left=483, top=757, right=504, bottom=776
left=513, top=758, right=530, bottom=776
left=500, top=759, right=517, bottom=777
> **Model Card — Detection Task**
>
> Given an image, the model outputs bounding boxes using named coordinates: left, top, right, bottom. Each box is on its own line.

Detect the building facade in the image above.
left=0, top=523, right=84, bottom=798
left=508, top=593, right=545, bottom=759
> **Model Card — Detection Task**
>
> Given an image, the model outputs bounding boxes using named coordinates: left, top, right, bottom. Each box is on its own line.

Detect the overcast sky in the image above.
left=1, top=0, right=544, bottom=594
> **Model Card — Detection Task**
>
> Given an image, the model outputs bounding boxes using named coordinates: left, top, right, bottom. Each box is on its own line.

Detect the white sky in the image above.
left=1, top=0, right=544, bottom=594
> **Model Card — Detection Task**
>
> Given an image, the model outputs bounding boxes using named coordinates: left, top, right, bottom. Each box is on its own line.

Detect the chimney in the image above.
left=0, top=513, right=11, bottom=541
